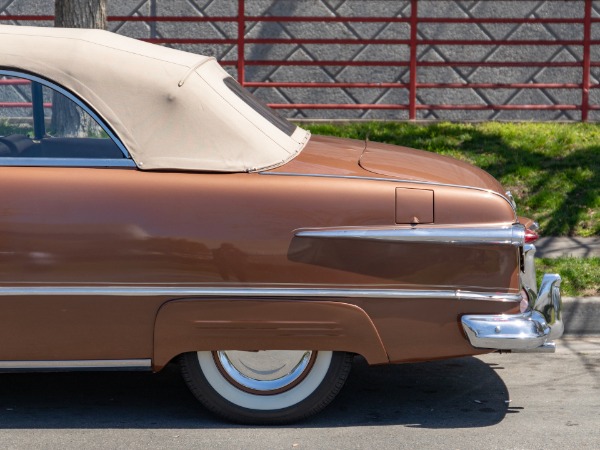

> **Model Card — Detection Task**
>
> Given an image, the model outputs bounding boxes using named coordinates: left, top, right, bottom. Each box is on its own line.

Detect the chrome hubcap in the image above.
left=214, top=350, right=314, bottom=394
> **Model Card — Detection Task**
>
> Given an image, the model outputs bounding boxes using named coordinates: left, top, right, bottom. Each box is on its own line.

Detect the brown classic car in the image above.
left=0, top=25, right=562, bottom=424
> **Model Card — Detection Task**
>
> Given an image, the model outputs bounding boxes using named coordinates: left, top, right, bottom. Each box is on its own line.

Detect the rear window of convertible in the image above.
left=223, top=77, right=296, bottom=137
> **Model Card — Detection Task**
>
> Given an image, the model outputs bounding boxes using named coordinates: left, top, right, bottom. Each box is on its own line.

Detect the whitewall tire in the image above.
left=180, top=350, right=353, bottom=424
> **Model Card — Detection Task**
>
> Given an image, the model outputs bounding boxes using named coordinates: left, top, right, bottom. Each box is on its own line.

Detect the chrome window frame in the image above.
left=0, top=69, right=136, bottom=168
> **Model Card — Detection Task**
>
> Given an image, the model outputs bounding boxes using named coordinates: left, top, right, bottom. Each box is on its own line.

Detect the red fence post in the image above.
left=237, top=0, right=246, bottom=85
left=408, top=0, right=418, bottom=120
left=582, top=0, right=592, bottom=122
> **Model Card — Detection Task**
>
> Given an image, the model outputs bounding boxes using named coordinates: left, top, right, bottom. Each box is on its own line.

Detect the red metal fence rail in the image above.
left=1, top=0, right=598, bottom=121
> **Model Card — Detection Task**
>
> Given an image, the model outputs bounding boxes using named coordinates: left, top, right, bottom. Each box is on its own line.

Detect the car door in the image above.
left=0, top=71, right=159, bottom=367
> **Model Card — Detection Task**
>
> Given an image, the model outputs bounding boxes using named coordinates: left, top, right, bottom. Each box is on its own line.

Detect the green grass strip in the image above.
left=537, top=257, right=600, bottom=297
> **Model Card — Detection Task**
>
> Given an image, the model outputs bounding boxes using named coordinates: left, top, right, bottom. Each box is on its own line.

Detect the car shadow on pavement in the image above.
left=313, top=356, right=512, bottom=429
left=0, top=356, right=510, bottom=429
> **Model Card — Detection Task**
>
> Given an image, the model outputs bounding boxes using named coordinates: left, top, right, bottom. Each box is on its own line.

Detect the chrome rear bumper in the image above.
left=461, top=273, right=563, bottom=352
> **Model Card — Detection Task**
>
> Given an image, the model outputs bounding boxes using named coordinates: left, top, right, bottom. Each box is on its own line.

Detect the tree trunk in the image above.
left=51, top=0, right=106, bottom=137
left=55, top=0, right=106, bottom=28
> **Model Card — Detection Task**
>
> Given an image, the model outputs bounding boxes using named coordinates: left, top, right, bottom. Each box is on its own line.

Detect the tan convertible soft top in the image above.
left=0, top=25, right=310, bottom=172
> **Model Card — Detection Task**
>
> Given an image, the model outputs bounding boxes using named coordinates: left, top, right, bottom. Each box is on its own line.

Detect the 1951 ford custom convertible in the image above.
left=0, top=25, right=562, bottom=424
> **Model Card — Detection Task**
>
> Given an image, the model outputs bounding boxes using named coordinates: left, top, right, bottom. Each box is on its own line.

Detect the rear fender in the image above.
left=153, top=299, right=389, bottom=370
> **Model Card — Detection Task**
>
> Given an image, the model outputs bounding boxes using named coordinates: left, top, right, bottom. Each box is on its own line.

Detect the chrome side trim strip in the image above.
left=0, top=286, right=521, bottom=302
left=505, top=190, right=517, bottom=211
left=0, top=157, right=136, bottom=168
left=0, top=359, right=151, bottom=371
left=0, top=69, right=132, bottom=160
left=296, top=225, right=525, bottom=246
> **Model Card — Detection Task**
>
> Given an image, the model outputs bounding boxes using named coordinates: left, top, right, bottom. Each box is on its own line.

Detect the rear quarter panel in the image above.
left=0, top=167, right=519, bottom=364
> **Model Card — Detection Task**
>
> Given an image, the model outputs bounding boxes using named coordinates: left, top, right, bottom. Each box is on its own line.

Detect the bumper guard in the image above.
left=461, top=273, right=563, bottom=352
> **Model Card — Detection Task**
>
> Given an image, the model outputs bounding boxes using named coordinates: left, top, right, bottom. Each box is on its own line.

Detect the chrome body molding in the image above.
left=462, top=274, right=563, bottom=352
left=296, top=224, right=525, bottom=246
left=0, top=286, right=522, bottom=302
left=260, top=171, right=517, bottom=216
left=522, top=243, right=538, bottom=294
left=0, top=359, right=151, bottom=372
left=505, top=190, right=517, bottom=211
left=0, top=157, right=136, bottom=168
left=0, top=69, right=132, bottom=161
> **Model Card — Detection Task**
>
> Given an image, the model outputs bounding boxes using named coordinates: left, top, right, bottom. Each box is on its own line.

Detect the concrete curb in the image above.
left=562, top=297, right=600, bottom=335
left=536, top=237, right=600, bottom=258
left=533, top=239, right=598, bottom=335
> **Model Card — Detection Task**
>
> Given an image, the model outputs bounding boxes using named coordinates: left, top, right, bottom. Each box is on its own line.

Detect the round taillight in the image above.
left=525, top=228, right=539, bottom=243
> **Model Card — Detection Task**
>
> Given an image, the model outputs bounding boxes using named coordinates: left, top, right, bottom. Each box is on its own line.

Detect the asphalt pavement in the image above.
left=0, top=337, right=596, bottom=449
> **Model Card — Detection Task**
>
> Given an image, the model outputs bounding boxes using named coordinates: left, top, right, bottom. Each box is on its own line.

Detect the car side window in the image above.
left=0, top=72, right=129, bottom=162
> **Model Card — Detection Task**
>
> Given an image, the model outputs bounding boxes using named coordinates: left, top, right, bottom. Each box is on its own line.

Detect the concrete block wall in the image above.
left=1, top=0, right=599, bottom=121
